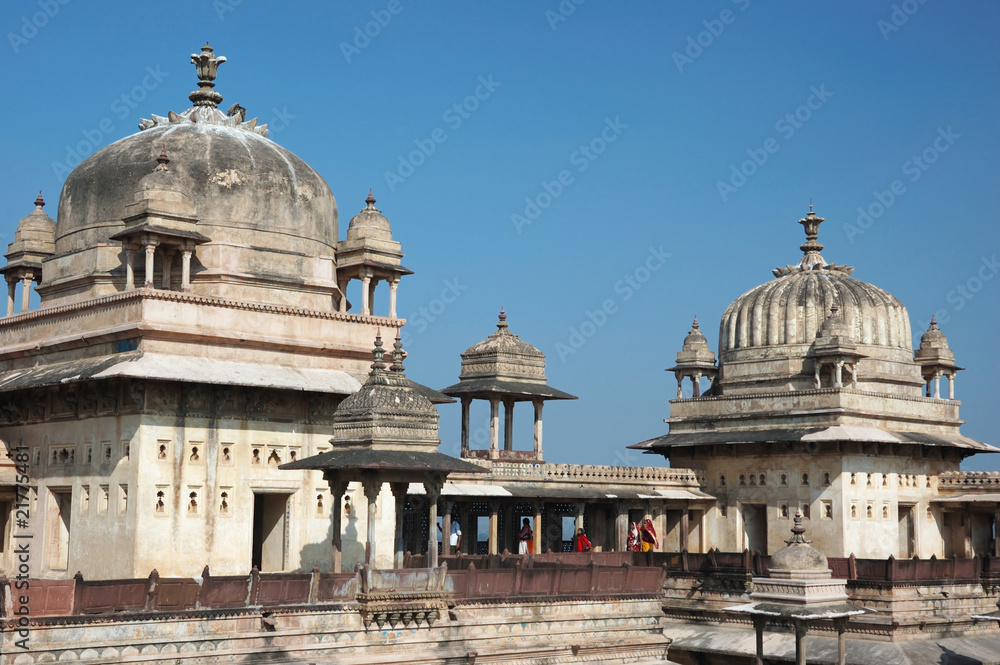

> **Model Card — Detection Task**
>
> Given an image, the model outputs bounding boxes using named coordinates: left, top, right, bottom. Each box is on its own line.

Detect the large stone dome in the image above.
left=714, top=209, right=921, bottom=394
left=43, top=44, right=340, bottom=309
left=55, top=122, right=338, bottom=257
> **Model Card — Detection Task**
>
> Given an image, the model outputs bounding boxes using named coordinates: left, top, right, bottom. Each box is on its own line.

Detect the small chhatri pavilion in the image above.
left=441, top=309, right=576, bottom=462
left=281, top=332, right=485, bottom=571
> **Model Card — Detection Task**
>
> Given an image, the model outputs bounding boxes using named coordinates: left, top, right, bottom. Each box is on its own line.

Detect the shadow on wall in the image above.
left=297, top=505, right=364, bottom=573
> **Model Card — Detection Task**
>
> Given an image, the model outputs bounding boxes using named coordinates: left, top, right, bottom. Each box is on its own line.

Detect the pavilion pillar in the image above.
left=814, top=363, right=822, bottom=389
left=391, top=482, right=408, bottom=569
left=933, top=371, right=942, bottom=399
left=752, top=615, right=768, bottom=665
left=144, top=242, right=156, bottom=287
left=575, top=502, right=585, bottom=531
left=460, top=398, right=471, bottom=456
left=389, top=277, right=399, bottom=319
left=676, top=377, right=683, bottom=399
left=615, top=507, right=628, bottom=552
left=948, top=373, right=956, bottom=399
left=488, top=501, right=499, bottom=554
left=361, top=273, right=372, bottom=316
left=442, top=501, right=454, bottom=556
left=794, top=620, right=808, bottom=665
left=489, top=398, right=500, bottom=459
left=368, top=277, right=377, bottom=316
left=325, top=474, right=349, bottom=574
left=337, top=278, right=349, bottom=312
left=125, top=247, right=135, bottom=290
left=833, top=616, right=849, bottom=665
left=181, top=249, right=193, bottom=291
left=161, top=250, right=174, bottom=290
left=20, top=276, right=31, bottom=313
left=361, top=472, right=381, bottom=567
left=426, top=478, right=442, bottom=568
left=503, top=398, right=514, bottom=451
left=834, top=360, right=844, bottom=388
left=533, top=502, right=542, bottom=555
left=850, top=363, right=858, bottom=388
left=681, top=508, right=690, bottom=552
left=6, top=280, right=15, bottom=316
left=533, top=399, right=544, bottom=459
left=692, top=372, right=702, bottom=398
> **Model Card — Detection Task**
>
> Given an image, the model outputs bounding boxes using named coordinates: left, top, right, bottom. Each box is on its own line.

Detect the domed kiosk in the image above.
left=634, top=207, right=996, bottom=560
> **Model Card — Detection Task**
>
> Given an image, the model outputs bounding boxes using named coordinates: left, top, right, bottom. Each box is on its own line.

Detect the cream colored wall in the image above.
left=687, top=450, right=954, bottom=559
left=0, top=413, right=398, bottom=581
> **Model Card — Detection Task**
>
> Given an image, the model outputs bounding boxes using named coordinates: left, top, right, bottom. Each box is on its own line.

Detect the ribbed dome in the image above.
left=346, top=190, right=393, bottom=242
left=9, top=193, right=56, bottom=256
left=719, top=209, right=911, bottom=356
left=720, top=270, right=911, bottom=354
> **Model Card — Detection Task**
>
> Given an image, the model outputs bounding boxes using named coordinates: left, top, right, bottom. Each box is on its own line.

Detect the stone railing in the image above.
left=484, top=462, right=704, bottom=485
left=0, top=557, right=668, bottom=621
left=938, top=471, right=1000, bottom=489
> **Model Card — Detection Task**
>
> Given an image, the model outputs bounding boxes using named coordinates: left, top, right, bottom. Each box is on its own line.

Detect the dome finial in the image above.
left=785, top=509, right=810, bottom=545
left=155, top=146, right=170, bottom=169
left=691, top=315, right=699, bottom=330
left=34, top=191, right=44, bottom=209
left=390, top=329, right=406, bottom=372
left=366, top=188, right=376, bottom=209
left=370, top=330, right=386, bottom=373
left=930, top=315, right=937, bottom=328
left=189, top=42, right=227, bottom=108
left=498, top=307, right=508, bottom=330
left=798, top=206, right=825, bottom=256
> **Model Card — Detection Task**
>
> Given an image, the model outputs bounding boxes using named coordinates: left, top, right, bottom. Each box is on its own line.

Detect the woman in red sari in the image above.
left=639, top=518, right=658, bottom=552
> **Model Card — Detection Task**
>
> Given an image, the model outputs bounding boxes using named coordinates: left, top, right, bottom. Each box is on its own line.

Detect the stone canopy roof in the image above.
left=440, top=310, right=577, bottom=402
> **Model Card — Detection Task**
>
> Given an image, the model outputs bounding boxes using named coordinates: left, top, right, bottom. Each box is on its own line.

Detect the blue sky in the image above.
left=1, top=1, right=997, bottom=470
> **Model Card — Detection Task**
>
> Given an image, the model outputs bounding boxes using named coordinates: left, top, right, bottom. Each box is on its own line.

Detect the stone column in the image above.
left=389, top=278, right=399, bottom=319
left=752, top=615, right=769, bottom=665
left=834, top=360, right=844, bottom=388
left=681, top=509, right=690, bottom=552
left=615, top=507, right=628, bottom=552
left=181, top=249, right=193, bottom=291
left=391, top=482, right=408, bottom=569
left=361, top=273, right=372, bottom=316
left=532, top=503, right=542, bottom=555
left=833, top=616, right=849, bottom=665
left=814, top=364, right=822, bottom=389
left=361, top=472, right=381, bottom=567
left=20, top=276, right=31, bottom=313
left=575, top=502, right=586, bottom=531
left=460, top=398, right=471, bottom=456
left=144, top=243, right=157, bottom=287
left=948, top=373, right=955, bottom=400
left=692, top=372, right=702, bottom=397
left=503, top=398, right=514, bottom=451
left=368, top=277, right=377, bottom=316
left=337, top=278, right=349, bottom=312
left=426, top=478, right=442, bottom=568
left=442, top=501, right=454, bottom=557
left=850, top=364, right=858, bottom=388
left=125, top=247, right=135, bottom=290
left=676, top=377, right=684, bottom=399
left=325, top=474, right=349, bottom=574
left=489, top=398, right=500, bottom=459
left=794, top=620, right=808, bottom=665
left=533, top=400, right=544, bottom=459
left=488, top=501, right=499, bottom=555
left=6, top=280, right=15, bottom=316
left=933, top=371, right=942, bottom=399
left=161, top=250, right=175, bottom=290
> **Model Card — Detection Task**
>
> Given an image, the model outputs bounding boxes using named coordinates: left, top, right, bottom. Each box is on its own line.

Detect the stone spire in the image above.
left=772, top=207, right=854, bottom=277
left=189, top=42, right=227, bottom=108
